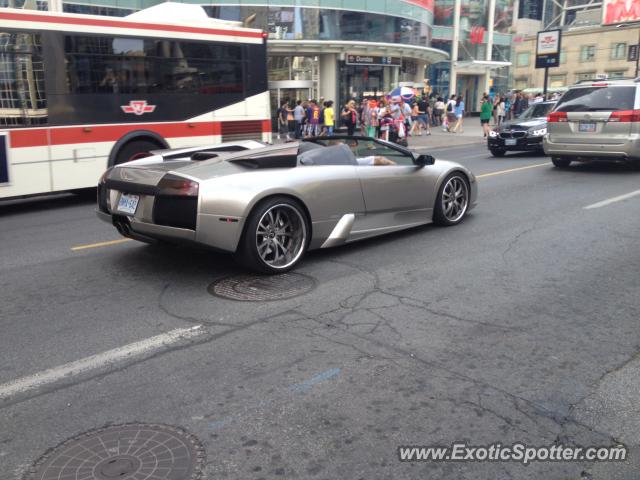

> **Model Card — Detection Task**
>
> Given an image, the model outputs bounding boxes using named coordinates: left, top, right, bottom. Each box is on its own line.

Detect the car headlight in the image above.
left=489, top=130, right=499, bottom=137
left=529, top=127, right=547, bottom=137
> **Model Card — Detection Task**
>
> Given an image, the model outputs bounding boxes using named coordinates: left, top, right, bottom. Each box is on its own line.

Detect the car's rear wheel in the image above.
left=489, top=147, right=506, bottom=157
left=115, top=140, right=160, bottom=165
left=552, top=156, right=571, bottom=168
left=237, top=197, right=309, bottom=274
left=433, top=173, right=470, bottom=226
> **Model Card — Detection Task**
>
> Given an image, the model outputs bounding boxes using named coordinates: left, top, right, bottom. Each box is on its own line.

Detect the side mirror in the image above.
left=415, top=154, right=435, bottom=166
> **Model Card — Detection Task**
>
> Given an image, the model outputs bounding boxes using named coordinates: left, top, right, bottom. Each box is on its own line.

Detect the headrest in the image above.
left=298, top=143, right=358, bottom=166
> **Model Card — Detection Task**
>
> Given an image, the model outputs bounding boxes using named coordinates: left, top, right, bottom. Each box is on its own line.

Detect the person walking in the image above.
left=323, top=100, right=335, bottom=136
left=496, top=97, right=506, bottom=126
left=452, top=96, right=465, bottom=134
left=341, top=100, right=357, bottom=136
left=480, top=94, right=492, bottom=137
left=276, top=100, right=290, bottom=140
left=293, top=100, right=305, bottom=139
left=434, top=97, right=445, bottom=127
left=307, top=100, right=321, bottom=137
left=444, top=94, right=456, bottom=132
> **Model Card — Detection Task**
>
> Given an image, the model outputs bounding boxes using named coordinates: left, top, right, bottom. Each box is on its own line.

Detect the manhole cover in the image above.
left=209, top=272, right=315, bottom=301
left=26, top=423, right=205, bottom=480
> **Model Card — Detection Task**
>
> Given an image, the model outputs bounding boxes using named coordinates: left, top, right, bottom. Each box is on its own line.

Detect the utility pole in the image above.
left=449, top=0, right=461, bottom=96
left=483, top=0, right=496, bottom=96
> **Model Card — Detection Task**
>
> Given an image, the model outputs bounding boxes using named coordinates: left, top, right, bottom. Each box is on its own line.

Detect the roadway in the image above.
left=1, top=142, right=640, bottom=479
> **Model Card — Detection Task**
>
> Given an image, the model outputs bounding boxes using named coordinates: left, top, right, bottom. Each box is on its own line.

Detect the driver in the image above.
left=356, top=156, right=396, bottom=166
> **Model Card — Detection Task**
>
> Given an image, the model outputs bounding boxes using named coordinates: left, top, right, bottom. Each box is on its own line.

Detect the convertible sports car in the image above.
left=97, top=136, right=477, bottom=273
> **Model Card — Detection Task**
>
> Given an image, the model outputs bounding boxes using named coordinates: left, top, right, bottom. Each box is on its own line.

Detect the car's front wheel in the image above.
left=433, top=173, right=470, bottom=226
left=489, top=147, right=506, bottom=157
left=552, top=156, right=572, bottom=168
left=237, top=196, right=309, bottom=274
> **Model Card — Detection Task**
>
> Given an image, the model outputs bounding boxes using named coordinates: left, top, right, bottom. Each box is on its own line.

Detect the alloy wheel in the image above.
left=441, top=176, right=469, bottom=223
left=255, top=204, right=307, bottom=269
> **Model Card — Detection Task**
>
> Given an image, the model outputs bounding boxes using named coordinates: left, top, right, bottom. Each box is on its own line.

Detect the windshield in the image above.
left=554, top=86, right=635, bottom=112
left=519, top=103, right=555, bottom=119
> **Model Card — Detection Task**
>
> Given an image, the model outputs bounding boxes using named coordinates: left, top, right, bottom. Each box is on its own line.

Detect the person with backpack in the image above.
left=444, top=94, right=456, bottom=132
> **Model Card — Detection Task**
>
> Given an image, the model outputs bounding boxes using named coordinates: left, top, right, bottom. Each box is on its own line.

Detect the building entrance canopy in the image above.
left=269, top=40, right=449, bottom=65
left=455, top=60, right=511, bottom=75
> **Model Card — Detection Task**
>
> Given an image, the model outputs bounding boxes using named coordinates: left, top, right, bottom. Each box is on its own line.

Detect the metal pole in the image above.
left=636, top=26, right=640, bottom=77
left=483, top=0, right=496, bottom=98
left=543, top=66, right=549, bottom=96
left=449, top=0, right=462, bottom=96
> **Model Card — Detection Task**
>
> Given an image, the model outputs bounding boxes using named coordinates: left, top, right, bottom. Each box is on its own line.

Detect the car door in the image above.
left=351, top=139, right=433, bottom=233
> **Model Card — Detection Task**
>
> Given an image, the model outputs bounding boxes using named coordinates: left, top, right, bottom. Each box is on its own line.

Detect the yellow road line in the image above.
left=71, top=238, right=132, bottom=251
left=476, top=162, right=551, bottom=178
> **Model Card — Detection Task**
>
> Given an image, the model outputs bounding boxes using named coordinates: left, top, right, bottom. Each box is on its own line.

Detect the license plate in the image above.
left=579, top=121, right=596, bottom=133
left=505, top=138, right=517, bottom=146
left=117, top=193, right=139, bottom=215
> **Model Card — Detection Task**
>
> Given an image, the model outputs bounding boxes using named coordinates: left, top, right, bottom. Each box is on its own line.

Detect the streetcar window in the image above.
left=0, top=31, right=48, bottom=127
left=64, top=35, right=245, bottom=95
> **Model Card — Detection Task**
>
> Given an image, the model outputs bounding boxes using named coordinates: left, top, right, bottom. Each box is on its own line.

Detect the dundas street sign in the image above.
left=535, top=30, right=562, bottom=69
left=346, top=54, right=401, bottom=67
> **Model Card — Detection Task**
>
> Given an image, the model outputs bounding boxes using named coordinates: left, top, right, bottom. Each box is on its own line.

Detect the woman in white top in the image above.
left=496, top=97, right=506, bottom=126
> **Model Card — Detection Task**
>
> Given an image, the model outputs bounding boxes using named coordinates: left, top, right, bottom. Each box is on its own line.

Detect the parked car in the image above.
left=543, top=78, right=640, bottom=168
left=487, top=101, right=556, bottom=157
left=96, top=136, right=477, bottom=273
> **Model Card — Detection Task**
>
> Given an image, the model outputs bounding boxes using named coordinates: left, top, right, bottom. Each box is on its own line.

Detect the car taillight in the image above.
left=547, top=111, right=568, bottom=123
left=157, top=174, right=199, bottom=196
left=608, top=110, right=640, bottom=123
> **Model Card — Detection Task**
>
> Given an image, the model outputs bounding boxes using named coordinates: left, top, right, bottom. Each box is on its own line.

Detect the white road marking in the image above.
left=0, top=325, right=205, bottom=401
left=584, top=189, right=640, bottom=210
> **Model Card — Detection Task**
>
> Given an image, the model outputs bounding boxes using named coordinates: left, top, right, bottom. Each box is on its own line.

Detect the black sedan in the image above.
left=488, top=101, right=556, bottom=157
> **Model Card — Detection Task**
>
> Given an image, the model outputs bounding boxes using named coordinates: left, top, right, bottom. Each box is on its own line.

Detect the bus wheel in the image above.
left=115, top=140, right=160, bottom=165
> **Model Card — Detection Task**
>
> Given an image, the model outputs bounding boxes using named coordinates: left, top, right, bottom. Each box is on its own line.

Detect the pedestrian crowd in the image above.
left=478, top=90, right=562, bottom=136
left=275, top=90, right=563, bottom=143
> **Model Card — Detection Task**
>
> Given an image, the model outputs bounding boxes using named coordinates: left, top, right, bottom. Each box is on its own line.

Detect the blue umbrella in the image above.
left=388, top=86, right=416, bottom=102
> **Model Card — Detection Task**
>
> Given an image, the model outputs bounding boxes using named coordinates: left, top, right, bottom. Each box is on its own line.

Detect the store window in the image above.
left=580, top=45, right=596, bottom=62
left=607, top=70, right=627, bottom=79
left=516, top=52, right=530, bottom=67
left=575, top=71, right=596, bottom=82
left=610, top=43, right=626, bottom=60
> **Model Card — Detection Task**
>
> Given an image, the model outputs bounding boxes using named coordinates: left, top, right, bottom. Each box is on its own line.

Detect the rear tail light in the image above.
left=608, top=110, right=640, bottom=123
left=156, top=174, right=199, bottom=196
left=547, top=111, right=568, bottom=123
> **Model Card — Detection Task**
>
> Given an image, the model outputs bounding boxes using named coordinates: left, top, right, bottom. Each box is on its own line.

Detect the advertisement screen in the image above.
left=602, top=0, right=640, bottom=25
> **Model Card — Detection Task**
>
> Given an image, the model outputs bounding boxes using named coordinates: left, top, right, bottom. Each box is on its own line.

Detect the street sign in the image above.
left=535, top=29, right=561, bottom=69
left=629, top=44, right=639, bottom=62
left=346, top=54, right=401, bottom=67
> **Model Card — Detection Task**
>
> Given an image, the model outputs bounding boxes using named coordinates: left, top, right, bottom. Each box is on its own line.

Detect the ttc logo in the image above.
left=121, top=100, right=156, bottom=115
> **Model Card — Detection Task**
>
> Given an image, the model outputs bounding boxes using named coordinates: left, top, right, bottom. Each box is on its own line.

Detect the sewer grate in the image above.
left=25, top=423, right=205, bottom=480
left=209, top=273, right=316, bottom=301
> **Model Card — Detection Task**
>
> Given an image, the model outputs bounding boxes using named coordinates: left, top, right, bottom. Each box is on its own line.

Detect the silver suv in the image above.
left=543, top=78, right=640, bottom=168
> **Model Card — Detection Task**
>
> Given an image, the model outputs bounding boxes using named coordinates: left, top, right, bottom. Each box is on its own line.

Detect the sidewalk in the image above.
left=272, top=122, right=486, bottom=150
left=404, top=122, right=485, bottom=150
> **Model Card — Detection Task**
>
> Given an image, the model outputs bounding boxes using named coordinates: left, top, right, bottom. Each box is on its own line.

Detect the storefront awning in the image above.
left=455, top=60, right=511, bottom=75
left=268, top=40, right=449, bottom=64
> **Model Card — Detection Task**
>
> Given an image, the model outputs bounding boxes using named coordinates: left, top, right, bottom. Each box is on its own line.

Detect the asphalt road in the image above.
left=1, top=142, right=640, bottom=479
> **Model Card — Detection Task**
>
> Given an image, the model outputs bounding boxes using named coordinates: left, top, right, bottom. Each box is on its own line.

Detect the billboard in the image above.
left=603, top=0, right=640, bottom=25
left=535, top=30, right=561, bottom=69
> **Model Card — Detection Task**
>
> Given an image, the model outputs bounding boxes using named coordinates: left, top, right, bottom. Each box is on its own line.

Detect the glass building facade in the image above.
left=429, top=0, right=514, bottom=111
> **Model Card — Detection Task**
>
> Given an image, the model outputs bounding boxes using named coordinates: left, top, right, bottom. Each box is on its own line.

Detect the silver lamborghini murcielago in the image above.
left=97, top=136, right=477, bottom=273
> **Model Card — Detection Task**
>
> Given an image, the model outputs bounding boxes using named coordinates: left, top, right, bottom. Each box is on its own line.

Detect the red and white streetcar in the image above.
left=0, top=3, right=270, bottom=198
